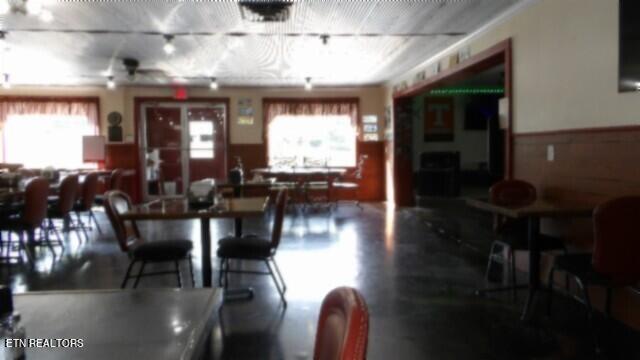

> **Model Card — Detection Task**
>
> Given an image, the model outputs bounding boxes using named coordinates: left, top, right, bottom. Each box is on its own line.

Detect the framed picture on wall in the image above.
left=424, top=97, right=454, bottom=142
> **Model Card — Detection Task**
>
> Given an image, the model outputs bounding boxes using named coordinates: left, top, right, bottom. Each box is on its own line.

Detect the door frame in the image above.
left=134, top=97, right=231, bottom=202
left=391, top=38, right=513, bottom=206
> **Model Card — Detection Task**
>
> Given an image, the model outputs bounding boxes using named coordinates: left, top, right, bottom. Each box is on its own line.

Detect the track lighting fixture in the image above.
left=2, top=73, right=11, bottom=89
left=209, top=77, right=218, bottom=90
left=163, top=35, right=175, bottom=55
left=304, top=77, right=312, bottom=91
left=106, top=76, right=116, bottom=90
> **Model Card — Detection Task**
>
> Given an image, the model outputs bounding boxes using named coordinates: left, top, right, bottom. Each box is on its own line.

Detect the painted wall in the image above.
left=411, top=94, right=488, bottom=171
left=0, top=85, right=386, bottom=144
left=387, top=0, right=640, bottom=134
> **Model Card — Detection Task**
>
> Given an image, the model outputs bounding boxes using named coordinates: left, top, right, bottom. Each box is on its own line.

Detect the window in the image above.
left=268, top=115, right=356, bottom=167
left=3, top=114, right=97, bottom=169
left=189, top=120, right=215, bottom=159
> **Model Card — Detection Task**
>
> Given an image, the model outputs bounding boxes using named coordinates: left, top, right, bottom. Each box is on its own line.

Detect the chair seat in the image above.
left=131, top=239, right=192, bottom=262
left=495, top=233, right=566, bottom=251
left=217, top=236, right=272, bottom=259
left=553, top=253, right=612, bottom=286
left=333, top=181, right=358, bottom=189
left=94, top=195, right=105, bottom=206
left=73, top=201, right=90, bottom=212
left=2, top=217, right=32, bottom=231
left=306, top=181, right=329, bottom=190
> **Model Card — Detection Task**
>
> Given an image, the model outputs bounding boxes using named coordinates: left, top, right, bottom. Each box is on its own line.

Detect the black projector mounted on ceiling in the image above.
left=239, top=0, right=293, bottom=22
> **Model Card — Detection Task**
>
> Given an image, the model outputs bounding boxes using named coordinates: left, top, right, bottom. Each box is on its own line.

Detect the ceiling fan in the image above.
left=117, top=57, right=170, bottom=82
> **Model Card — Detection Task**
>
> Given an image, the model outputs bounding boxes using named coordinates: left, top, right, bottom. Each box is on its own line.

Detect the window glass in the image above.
left=268, top=115, right=356, bottom=167
left=3, top=114, right=96, bottom=169
left=189, top=120, right=214, bottom=159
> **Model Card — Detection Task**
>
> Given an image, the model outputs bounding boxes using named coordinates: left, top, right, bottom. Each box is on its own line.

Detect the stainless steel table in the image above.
left=14, top=288, right=222, bottom=359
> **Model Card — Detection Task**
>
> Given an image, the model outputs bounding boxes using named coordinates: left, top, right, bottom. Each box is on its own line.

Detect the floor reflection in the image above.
left=0, top=203, right=637, bottom=359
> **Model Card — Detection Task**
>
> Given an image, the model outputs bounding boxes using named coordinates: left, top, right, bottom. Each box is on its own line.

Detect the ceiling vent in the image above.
left=239, top=1, right=293, bottom=22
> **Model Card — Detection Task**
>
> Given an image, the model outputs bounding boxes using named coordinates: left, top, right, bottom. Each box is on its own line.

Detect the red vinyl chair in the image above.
left=313, top=287, right=369, bottom=360
left=73, top=172, right=101, bottom=239
left=46, top=174, right=79, bottom=250
left=547, top=196, right=640, bottom=354
left=478, top=179, right=566, bottom=301
left=94, top=168, right=125, bottom=206
left=2, top=177, right=50, bottom=265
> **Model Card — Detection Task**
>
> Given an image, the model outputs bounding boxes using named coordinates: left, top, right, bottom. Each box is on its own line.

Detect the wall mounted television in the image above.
left=619, top=0, right=640, bottom=92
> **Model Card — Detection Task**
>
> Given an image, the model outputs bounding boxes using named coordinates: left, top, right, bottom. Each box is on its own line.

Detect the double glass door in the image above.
left=140, top=102, right=227, bottom=200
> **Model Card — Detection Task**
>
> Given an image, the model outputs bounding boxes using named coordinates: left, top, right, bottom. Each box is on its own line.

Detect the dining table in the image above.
left=13, top=288, right=222, bottom=359
left=119, top=197, right=269, bottom=288
left=465, top=197, right=594, bottom=320
left=252, top=166, right=347, bottom=178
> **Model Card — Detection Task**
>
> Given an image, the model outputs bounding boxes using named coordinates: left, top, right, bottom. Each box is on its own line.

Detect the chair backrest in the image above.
left=104, top=190, right=141, bottom=252
left=57, top=174, right=79, bottom=214
left=592, top=196, right=640, bottom=285
left=21, top=177, right=49, bottom=228
left=270, top=189, right=288, bottom=251
left=78, top=172, right=99, bottom=210
left=313, top=287, right=369, bottom=360
left=109, top=169, right=125, bottom=191
left=489, top=179, right=536, bottom=207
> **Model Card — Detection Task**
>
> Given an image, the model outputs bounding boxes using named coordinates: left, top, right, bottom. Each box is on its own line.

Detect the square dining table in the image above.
left=119, top=197, right=269, bottom=287
left=466, top=198, right=594, bottom=320
left=14, top=288, right=222, bottom=359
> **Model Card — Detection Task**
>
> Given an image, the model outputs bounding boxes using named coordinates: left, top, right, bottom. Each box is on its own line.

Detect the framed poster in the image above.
left=424, top=97, right=454, bottom=142
left=237, top=98, right=254, bottom=125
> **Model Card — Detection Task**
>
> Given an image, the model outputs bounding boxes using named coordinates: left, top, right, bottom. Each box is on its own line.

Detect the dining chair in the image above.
left=313, top=287, right=369, bottom=360
left=73, top=172, right=101, bottom=240
left=45, top=174, right=79, bottom=250
left=304, top=158, right=331, bottom=209
left=217, top=189, right=288, bottom=304
left=1, top=177, right=50, bottom=265
left=547, top=196, right=640, bottom=354
left=94, top=168, right=124, bottom=206
left=478, top=179, right=567, bottom=301
left=104, top=190, right=195, bottom=289
left=332, top=155, right=367, bottom=210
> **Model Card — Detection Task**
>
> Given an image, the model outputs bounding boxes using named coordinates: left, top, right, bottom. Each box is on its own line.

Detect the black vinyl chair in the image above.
left=217, top=189, right=288, bottom=304
left=104, top=190, right=195, bottom=289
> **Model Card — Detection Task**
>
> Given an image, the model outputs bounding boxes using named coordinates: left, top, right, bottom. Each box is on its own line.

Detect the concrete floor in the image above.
left=1, top=201, right=638, bottom=359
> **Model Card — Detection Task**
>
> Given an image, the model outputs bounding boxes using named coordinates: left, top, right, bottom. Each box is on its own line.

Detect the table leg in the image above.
left=521, top=216, right=540, bottom=321
left=201, top=218, right=212, bottom=288
left=234, top=218, right=242, bottom=238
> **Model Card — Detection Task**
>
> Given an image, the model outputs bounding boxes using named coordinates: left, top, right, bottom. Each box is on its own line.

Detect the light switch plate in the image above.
left=547, top=145, right=555, bottom=162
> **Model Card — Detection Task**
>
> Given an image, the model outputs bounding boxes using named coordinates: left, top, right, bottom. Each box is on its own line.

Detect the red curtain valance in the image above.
left=264, top=98, right=359, bottom=130
left=0, top=98, right=99, bottom=133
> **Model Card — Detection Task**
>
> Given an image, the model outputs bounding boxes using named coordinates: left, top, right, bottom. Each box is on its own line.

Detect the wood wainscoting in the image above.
left=105, top=143, right=140, bottom=202
left=513, top=125, right=640, bottom=330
